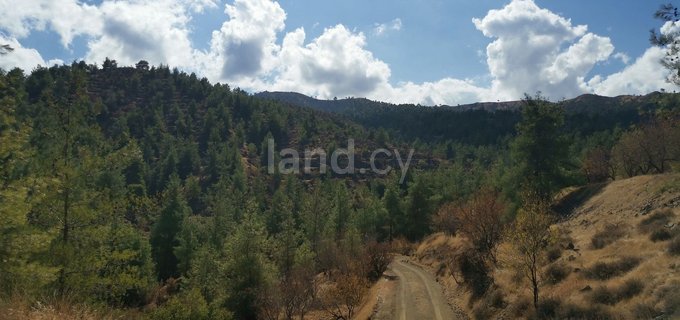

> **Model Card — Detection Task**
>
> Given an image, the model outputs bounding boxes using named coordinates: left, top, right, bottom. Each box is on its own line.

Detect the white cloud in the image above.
left=0, top=36, right=47, bottom=71
left=590, top=47, right=674, bottom=96
left=84, top=0, right=196, bottom=69
left=473, top=0, right=613, bottom=101
left=200, top=0, right=286, bottom=83
left=373, top=18, right=402, bottom=36
left=0, top=0, right=102, bottom=47
left=614, top=52, right=630, bottom=64
left=271, top=25, right=391, bottom=99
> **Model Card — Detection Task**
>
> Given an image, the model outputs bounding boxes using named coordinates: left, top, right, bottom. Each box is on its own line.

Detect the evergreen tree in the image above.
left=150, top=174, right=189, bottom=280
left=509, top=94, right=570, bottom=202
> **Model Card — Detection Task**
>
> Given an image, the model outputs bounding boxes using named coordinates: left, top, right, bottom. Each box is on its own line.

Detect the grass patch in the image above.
left=591, top=224, right=627, bottom=249
left=590, top=279, right=644, bottom=305
left=584, top=256, right=641, bottom=280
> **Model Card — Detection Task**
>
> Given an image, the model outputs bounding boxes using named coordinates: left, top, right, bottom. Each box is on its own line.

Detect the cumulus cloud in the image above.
left=590, top=47, right=674, bottom=96
left=201, top=0, right=286, bottom=81
left=373, top=18, right=402, bottom=36
left=0, top=0, right=102, bottom=47
left=272, top=25, right=391, bottom=98
left=85, top=0, right=196, bottom=69
left=473, top=0, right=614, bottom=100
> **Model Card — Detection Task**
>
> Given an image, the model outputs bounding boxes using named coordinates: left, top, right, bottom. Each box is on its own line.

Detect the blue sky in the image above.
left=0, top=0, right=676, bottom=104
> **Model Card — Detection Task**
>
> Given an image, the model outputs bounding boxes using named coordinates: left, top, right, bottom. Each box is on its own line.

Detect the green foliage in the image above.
left=222, top=207, right=278, bottom=320
left=403, top=177, right=433, bottom=241
left=148, top=288, right=212, bottom=320
left=151, top=175, right=189, bottom=280
left=2, top=60, right=676, bottom=317
left=509, top=94, right=570, bottom=202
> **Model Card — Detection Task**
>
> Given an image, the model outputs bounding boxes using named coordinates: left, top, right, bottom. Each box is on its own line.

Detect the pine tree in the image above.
left=150, top=174, right=189, bottom=280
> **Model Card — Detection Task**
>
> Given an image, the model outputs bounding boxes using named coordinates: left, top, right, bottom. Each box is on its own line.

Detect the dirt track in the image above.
left=372, top=256, right=457, bottom=320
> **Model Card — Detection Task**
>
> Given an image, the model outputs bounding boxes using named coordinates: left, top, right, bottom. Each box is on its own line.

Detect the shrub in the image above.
left=591, top=224, right=626, bottom=249
left=639, top=209, right=674, bottom=234
left=546, top=246, right=562, bottom=262
left=618, top=279, right=645, bottom=300
left=510, top=296, right=532, bottom=318
left=455, top=249, right=491, bottom=298
left=650, top=228, right=673, bottom=242
left=472, top=304, right=494, bottom=320
left=149, top=288, right=210, bottom=320
left=591, top=279, right=644, bottom=305
left=544, top=263, right=570, bottom=285
left=364, top=241, right=391, bottom=281
left=535, top=297, right=560, bottom=319
left=669, top=237, right=680, bottom=256
left=584, top=257, right=641, bottom=280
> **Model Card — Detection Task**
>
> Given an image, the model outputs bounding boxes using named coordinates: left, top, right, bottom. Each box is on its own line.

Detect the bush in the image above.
left=669, top=237, right=680, bottom=256
left=455, top=249, right=491, bottom=298
left=590, top=279, right=643, bottom=305
left=546, top=246, right=563, bottom=262
left=544, top=263, right=570, bottom=285
left=149, top=288, right=210, bottom=320
left=639, top=209, right=674, bottom=234
left=591, top=224, right=626, bottom=249
left=364, top=241, right=391, bottom=281
left=650, top=228, right=673, bottom=242
left=584, top=257, right=641, bottom=280
left=535, top=297, right=560, bottom=319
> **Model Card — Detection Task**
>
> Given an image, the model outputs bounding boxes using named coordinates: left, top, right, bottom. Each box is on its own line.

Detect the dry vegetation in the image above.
left=413, top=174, right=680, bottom=319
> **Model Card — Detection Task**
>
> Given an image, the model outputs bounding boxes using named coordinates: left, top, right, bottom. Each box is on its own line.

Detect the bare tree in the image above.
left=280, top=264, right=317, bottom=320
left=432, top=202, right=457, bottom=235
left=582, top=147, right=615, bottom=182
left=454, top=189, right=507, bottom=264
left=322, top=272, right=368, bottom=320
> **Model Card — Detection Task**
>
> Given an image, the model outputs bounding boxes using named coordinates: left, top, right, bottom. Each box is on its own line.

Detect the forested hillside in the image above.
left=1, top=61, right=679, bottom=319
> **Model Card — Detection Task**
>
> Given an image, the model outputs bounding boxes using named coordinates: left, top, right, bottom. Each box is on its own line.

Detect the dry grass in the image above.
left=414, top=175, right=680, bottom=320
left=0, top=295, right=130, bottom=320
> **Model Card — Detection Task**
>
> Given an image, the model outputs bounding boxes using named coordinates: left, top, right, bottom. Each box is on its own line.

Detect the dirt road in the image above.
left=372, top=256, right=457, bottom=320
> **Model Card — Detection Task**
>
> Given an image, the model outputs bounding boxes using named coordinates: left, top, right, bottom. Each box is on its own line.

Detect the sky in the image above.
left=0, top=0, right=677, bottom=105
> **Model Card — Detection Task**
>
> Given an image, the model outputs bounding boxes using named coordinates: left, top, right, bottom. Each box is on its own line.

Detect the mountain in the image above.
left=256, top=91, right=668, bottom=145
left=256, top=91, right=664, bottom=114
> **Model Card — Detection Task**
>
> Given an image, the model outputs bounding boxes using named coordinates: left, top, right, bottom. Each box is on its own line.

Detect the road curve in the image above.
left=387, top=256, right=456, bottom=320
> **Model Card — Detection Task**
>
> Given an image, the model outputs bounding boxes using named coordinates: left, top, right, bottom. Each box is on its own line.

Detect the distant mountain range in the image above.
left=255, top=91, right=667, bottom=115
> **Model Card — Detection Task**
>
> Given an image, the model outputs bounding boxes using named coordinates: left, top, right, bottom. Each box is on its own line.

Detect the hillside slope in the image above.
left=413, top=174, right=680, bottom=319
